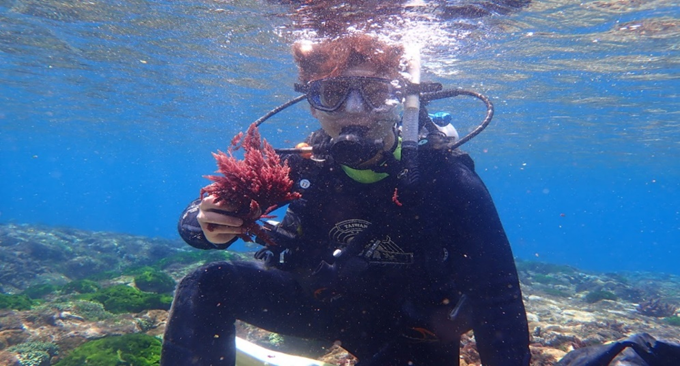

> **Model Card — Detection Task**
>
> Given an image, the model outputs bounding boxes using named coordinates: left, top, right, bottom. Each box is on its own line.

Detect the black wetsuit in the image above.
left=161, top=131, right=530, bottom=366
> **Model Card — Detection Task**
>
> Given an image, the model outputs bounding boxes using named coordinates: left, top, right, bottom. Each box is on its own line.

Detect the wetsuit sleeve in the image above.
left=177, top=199, right=236, bottom=250
left=440, top=156, right=530, bottom=365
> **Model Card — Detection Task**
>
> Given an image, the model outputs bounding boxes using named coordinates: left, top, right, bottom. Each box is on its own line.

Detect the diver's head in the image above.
left=293, top=35, right=405, bottom=168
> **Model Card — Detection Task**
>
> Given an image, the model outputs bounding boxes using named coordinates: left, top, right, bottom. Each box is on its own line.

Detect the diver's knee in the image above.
left=177, top=261, right=233, bottom=288
left=160, top=341, right=202, bottom=366
left=176, top=260, right=258, bottom=299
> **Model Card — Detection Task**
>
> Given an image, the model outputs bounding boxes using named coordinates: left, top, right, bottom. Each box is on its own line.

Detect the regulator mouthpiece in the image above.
left=330, top=126, right=383, bottom=168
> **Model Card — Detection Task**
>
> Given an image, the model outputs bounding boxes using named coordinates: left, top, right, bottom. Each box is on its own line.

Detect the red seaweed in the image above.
left=200, top=123, right=301, bottom=245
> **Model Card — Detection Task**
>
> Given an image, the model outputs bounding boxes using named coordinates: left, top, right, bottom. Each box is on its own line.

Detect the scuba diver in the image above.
left=161, top=34, right=531, bottom=365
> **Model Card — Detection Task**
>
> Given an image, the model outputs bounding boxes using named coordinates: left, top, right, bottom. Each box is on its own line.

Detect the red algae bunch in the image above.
left=200, top=123, right=301, bottom=242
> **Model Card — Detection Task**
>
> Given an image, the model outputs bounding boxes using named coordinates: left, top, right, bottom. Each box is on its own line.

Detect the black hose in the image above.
left=254, top=95, right=307, bottom=127
left=271, top=88, right=493, bottom=154
left=420, top=88, right=494, bottom=150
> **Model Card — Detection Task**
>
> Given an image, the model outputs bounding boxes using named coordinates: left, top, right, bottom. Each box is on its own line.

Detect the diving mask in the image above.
left=295, top=76, right=404, bottom=113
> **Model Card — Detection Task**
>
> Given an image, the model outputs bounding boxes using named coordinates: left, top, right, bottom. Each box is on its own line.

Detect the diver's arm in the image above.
left=443, top=159, right=530, bottom=366
left=177, top=199, right=237, bottom=250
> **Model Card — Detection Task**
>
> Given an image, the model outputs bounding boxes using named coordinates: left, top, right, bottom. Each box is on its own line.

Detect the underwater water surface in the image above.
left=1, top=0, right=679, bottom=275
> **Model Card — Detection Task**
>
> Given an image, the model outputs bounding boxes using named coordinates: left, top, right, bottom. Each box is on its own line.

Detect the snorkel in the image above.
left=399, top=45, right=422, bottom=188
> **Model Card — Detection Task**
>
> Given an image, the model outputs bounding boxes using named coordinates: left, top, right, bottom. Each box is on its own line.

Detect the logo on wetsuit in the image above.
left=329, top=219, right=414, bottom=266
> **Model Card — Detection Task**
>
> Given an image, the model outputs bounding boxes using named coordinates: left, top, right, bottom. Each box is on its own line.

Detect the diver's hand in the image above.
left=197, top=195, right=246, bottom=245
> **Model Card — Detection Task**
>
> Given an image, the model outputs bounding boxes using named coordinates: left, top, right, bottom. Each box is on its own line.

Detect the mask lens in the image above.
left=312, top=79, right=350, bottom=111
left=360, top=79, right=393, bottom=109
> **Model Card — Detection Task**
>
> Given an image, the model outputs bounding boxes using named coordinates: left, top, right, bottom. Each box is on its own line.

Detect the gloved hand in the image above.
left=254, top=247, right=281, bottom=268
left=309, top=256, right=369, bottom=301
left=556, top=333, right=680, bottom=366
left=307, top=223, right=378, bottom=301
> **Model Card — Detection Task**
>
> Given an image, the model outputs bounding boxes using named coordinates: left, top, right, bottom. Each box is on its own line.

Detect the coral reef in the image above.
left=541, top=288, right=571, bottom=298
left=0, top=310, right=29, bottom=349
left=70, top=300, right=115, bottom=321
left=0, top=351, right=20, bottom=366
left=460, top=333, right=480, bottom=365
left=516, top=260, right=576, bottom=275
left=156, top=249, right=238, bottom=268
left=200, top=123, right=301, bottom=244
left=636, top=298, right=678, bottom=317
left=528, top=346, right=558, bottom=366
left=7, top=342, right=58, bottom=366
left=0, top=223, right=185, bottom=293
left=532, top=274, right=561, bottom=286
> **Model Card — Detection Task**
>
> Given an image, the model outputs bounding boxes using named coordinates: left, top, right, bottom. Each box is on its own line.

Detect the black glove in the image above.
left=556, top=333, right=680, bottom=366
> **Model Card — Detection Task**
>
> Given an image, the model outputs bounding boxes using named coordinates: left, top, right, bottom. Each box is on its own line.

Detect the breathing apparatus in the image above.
left=328, top=125, right=387, bottom=167
left=255, top=85, right=494, bottom=170
left=253, top=52, right=495, bottom=175
left=428, top=112, right=459, bottom=141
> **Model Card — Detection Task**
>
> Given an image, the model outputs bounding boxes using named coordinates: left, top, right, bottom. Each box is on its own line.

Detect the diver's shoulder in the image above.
left=419, top=147, right=490, bottom=200
left=418, top=144, right=476, bottom=172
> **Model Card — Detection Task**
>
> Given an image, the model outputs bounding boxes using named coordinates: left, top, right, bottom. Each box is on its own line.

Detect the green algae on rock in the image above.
left=78, top=285, right=172, bottom=314
left=664, top=316, right=680, bottom=327
left=23, top=284, right=59, bottom=300
left=54, top=333, right=161, bottom=366
left=62, top=279, right=102, bottom=295
left=0, top=293, right=34, bottom=310
left=132, top=268, right=176, bottom=294
left=584, top=290, right=618, bottom=304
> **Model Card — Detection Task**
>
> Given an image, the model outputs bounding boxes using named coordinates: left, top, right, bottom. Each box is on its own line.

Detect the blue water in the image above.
left=1, top=0, right=678, bottom=274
